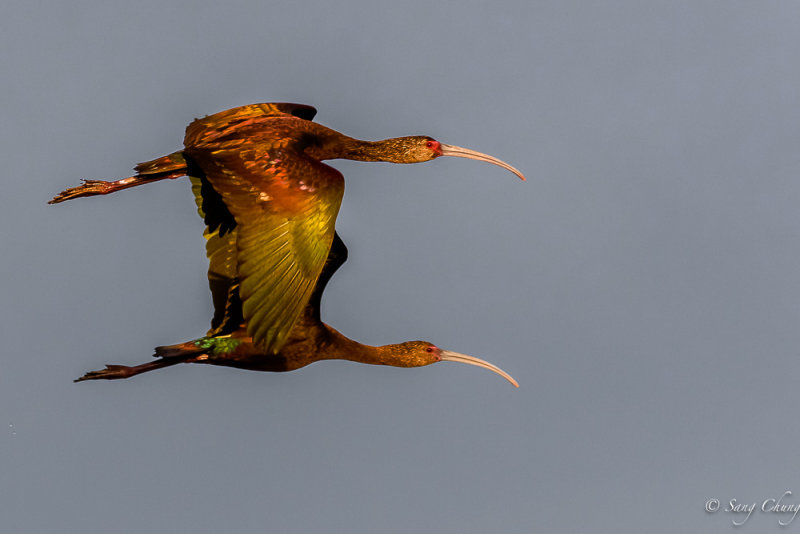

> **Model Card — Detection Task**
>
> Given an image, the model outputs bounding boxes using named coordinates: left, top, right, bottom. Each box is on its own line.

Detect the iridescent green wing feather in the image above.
left=185, top=103, right=323, bottom=342
left=234, top=187, right=341, bottom=352
left=198, top=152, right=343, bottom=354
left=184, top=110, right=342, bottom=354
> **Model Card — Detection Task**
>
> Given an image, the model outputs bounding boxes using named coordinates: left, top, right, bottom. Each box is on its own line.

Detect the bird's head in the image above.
left=379, top=136, right=526, bottom=180
left=389, top=340, right=519, bottom=387
left=375, top=136, right=444, bottom=163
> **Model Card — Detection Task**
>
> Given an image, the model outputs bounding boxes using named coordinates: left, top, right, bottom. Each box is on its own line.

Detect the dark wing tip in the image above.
left=274, top=103, right=317, bottom=121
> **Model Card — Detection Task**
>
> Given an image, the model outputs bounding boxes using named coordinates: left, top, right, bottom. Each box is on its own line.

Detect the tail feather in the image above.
left=154, top=340, right=207, bottom=359
left=134, top=151, right=187, bottom=175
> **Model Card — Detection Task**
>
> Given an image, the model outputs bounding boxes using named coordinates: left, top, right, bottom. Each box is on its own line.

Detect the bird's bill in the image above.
left=439, top=350, right=519, bottom=387
left=439, top=144, right=526, bottom=181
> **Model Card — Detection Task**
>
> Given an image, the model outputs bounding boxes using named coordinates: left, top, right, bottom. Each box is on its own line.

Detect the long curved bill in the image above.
left=440, top=350, right=519, bottom=387
left=439, top=144, right=526, bottom=181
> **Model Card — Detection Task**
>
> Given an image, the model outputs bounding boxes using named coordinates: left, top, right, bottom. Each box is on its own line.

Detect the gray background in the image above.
left=3, top=1, right=799, bottom=532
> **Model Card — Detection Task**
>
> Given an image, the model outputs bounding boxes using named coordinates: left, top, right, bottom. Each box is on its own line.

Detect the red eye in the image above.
left=425, top=140, right=442, bottom=156
left=426, top=347, right=434, bottom=353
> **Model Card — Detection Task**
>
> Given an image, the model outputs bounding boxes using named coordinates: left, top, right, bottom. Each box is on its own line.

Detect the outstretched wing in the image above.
left=184, top=102, right=333, bottom=346
left=185, top=109, right=343, bottom=354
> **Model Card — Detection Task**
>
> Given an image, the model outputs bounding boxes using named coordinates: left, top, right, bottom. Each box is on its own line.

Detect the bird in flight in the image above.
left=51, top=103, right=524, bottom=386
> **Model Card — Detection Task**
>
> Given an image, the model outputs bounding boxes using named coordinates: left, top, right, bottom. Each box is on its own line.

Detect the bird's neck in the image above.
left=320, top=325, right=418, bottom=368
left=320, top=138, right=404, bottom=163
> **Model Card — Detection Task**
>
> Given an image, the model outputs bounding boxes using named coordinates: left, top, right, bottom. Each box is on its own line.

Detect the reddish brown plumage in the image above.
left=51, top=103, right=523, bottom=387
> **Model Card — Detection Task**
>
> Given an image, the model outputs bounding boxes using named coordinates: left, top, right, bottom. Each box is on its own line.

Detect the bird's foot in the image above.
left=74, top=364, right=135, bottom=382
left=49, top=180, right=113, bottom=204
left=74, top=356, right=186, bottom=382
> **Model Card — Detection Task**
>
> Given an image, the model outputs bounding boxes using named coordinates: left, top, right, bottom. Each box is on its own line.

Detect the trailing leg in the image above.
left=74, top=357, right=188, bottom=382
left=74, top=338, right=215, bottom=382
left=50, top=176, right=169, bottom=204
left=49, top=151, right=188, bottom=204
